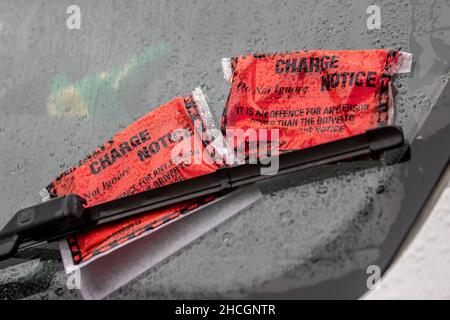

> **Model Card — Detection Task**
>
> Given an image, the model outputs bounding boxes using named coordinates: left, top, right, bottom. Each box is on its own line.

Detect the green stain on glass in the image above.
left=47, top=43, right=169, bottom=121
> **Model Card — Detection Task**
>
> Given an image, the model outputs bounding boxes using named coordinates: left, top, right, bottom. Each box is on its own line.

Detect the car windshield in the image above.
left=0, top=0, right=449, bottom=299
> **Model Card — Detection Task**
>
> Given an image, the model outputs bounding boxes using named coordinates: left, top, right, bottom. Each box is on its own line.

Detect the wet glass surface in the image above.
left=0, top=0, right=449, bottom=299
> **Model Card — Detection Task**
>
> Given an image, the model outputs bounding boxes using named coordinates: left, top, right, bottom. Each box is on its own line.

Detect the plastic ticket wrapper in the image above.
left=221, top=49, right=412, bottom=155
left=38, top=88, right=244, bottom=271
left=31, top=88, right=262, bottom=298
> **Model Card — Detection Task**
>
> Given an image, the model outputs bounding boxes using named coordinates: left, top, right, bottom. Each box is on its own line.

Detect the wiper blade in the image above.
left=0, top=126, right=404, bottom=263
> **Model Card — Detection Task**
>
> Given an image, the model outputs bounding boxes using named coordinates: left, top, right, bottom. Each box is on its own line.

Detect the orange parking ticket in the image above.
left=221, top=49, right=412, bottom=153
left=42, top=88, right=222, bottom=268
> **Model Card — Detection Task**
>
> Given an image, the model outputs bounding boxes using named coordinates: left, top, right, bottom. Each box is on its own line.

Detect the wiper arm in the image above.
left=0, top=125, right=404, bottom=262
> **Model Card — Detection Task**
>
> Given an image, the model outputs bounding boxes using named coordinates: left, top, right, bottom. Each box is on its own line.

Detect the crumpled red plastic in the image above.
left=221, top=49, right=411, bottom=153
left=45, top=90, right=220, bottom=266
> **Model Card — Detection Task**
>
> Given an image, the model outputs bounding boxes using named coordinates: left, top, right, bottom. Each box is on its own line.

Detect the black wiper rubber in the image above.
left=0, top=125, right=404, bottom=262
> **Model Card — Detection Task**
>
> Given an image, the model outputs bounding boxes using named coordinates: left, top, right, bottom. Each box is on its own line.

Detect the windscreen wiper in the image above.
left=0, top=125, right=404, bottom=262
